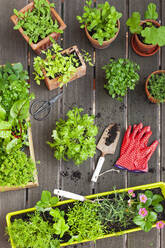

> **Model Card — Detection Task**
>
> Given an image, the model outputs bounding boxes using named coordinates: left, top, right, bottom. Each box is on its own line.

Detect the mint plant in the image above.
left=147, top=73, right=165, bottom=103
left=13, top=0, right=63, bottom=44
left=103, top=58, right=140, bottom=101
left=133, top=190, right=164, bottom=232
left=47, top=107, right=98, bottom=165
left=126, top=3, right=165, bottom=46
left=77, top=0, right=122, bottom=45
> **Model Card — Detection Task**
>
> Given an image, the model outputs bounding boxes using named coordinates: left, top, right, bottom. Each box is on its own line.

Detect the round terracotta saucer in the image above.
left=131, top=35, right=160, bottom=57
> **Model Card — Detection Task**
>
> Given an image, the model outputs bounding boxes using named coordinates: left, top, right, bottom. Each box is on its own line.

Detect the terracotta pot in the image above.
left=85, top=20, right=120, bottom=49
left=145, top=70, right=165, bottom=103
left=131, top=20, right=160, bottom=56
left=43, top=45, right=86, bottom=91
left=10, top=0, right=66, bottom=55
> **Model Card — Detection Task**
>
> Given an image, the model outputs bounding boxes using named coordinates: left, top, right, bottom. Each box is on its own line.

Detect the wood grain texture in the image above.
left=61, top=0, right=94, bottom=196
left=27, top=0, right=62, bottom=207
left=161, top=1, right=165, bottom=247
left=95, top=0, right=127, bottom=248
left=127, top=0, right=161, bottom=248
left=0, top=0, right=28, bottom=247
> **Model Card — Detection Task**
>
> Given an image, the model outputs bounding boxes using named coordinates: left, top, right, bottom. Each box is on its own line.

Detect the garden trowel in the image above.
left=91, top=123, right=120, bottom=183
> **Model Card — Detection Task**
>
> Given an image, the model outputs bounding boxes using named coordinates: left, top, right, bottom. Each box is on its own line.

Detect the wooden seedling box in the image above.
left=43, top=45, right=86, bottom=90
left=10, top=0, right=66, bottom=54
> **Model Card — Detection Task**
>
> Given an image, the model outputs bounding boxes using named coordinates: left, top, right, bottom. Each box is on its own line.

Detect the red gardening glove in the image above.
left=120, top=123, right=151, bottom=156
left=115, top=124, right=158, bottom=172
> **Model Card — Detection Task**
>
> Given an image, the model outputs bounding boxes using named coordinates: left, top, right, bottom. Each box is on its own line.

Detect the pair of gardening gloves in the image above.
left=115, top=123, right=159, bottom=172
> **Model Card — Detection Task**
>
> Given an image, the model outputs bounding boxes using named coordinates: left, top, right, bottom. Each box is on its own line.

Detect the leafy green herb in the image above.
left=103, top=58, right=140, bottom=100
left=13, top=0, right=63, bottom=44
left=50, top=208, right=69, bottom=238
left=33, top=41, right=78, bottom=87
left=36, top=190, right=59, bottom=212
left=126, top=3, right=165, bottom=46
left=144, top=3, right=158, bottom=20
left=77, top=1, right=122, bottom=45
left=7, top=212, right=60, bottom=248
left=98, top=192, right=136, bottom=230
left=147, top=73, right=165, bottom=103
left=0, top=63, right=29, bottom=116
left=67, top=201, right=104, bottom=242
left=0, top=149, right=35, bottom=186
left=47, top=107, right=98, bottom=165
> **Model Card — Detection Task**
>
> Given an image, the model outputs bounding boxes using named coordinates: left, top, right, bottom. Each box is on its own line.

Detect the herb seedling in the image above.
left=67, top=201, right=104, bottom=242
left=33, top=40, right=79, bottom=87
left=98, top=191, right=136, bottom=230
left=103, top=58, right=140, bottom=101
left=77, top=0, right=122, bottom=45
left=147, top=73, right=165, bottom=103
left=47, top=107, right=98, bottom=165
left=13, top=0, right=63, bottom=44
left=126, top=3, right=165, bottom=46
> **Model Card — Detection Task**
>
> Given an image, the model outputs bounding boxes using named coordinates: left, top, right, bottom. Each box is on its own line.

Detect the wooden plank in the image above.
left=61, top=1, right=94, bottom=247
left=0, top=0, right=28, bottom=247
left=161, top=1, right=165, bottom=247
left=61, top=0, right=94, bottom=196
left=27, top=0, right=62, bottom=207
left=95, top=0, right=127, bottom=248
left=127, top=0, right=160, bottom=247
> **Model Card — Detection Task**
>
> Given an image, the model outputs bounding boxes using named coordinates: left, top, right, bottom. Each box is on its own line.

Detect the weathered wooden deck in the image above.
left=0, top=0, right=165, bottom=247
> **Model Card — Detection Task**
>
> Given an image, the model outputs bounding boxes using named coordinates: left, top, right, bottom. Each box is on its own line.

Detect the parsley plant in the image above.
left=47, top=107, right=98, bottom=165
left=103, top=58, right=140, bottom=101
left=148, top=73, right=165, bottom=103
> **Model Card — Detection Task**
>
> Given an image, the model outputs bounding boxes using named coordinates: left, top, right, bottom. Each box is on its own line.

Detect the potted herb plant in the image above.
left=33, top=40, right=90, bottom=90
left=11, top=0, right=66, bottom=54
left=47, top=107, right=98, bottom=165
left=0, top=63, right=38, bottom=192
left=77, top=1, right=122, bottom=49
left=145, top=70, right=165, bottom=103
left=103, top=58, right=140, bottom=101
left=6, top=182, right=165, bottom=248
left=126, top=3, right=165, bottom=56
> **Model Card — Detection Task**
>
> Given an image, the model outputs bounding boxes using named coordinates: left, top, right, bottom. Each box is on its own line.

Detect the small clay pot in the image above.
left=43, top=46, right=86, bottom=90
left=145, top=70, right=165, bottom=103
left=11, top=0, right=66, bottom=55
left=85, top=20, right=120, bottom=49
left=131, top=19, right=160, bottom=56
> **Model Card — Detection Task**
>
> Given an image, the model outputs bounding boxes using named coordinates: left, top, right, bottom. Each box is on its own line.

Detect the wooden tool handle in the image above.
left=91, top=156, right=105, bottom=183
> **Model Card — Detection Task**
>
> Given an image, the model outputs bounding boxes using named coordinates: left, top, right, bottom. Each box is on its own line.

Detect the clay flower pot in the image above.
left=10, top=0, right=66, bottom=55
left=131, top=19, right=160, bottom=57
left=85, top=20, right=120, bottom=49
left=145, top=70, right=165, bottom=103
left=43, top=46, right=86, bottom=91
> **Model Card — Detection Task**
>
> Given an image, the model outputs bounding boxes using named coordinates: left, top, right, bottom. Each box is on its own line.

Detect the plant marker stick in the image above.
left=54, top=189, right=86, bottom=201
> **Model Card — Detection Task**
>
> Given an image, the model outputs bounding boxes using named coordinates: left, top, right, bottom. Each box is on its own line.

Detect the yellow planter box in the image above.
left=6, top=182, right=165, bottom=247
